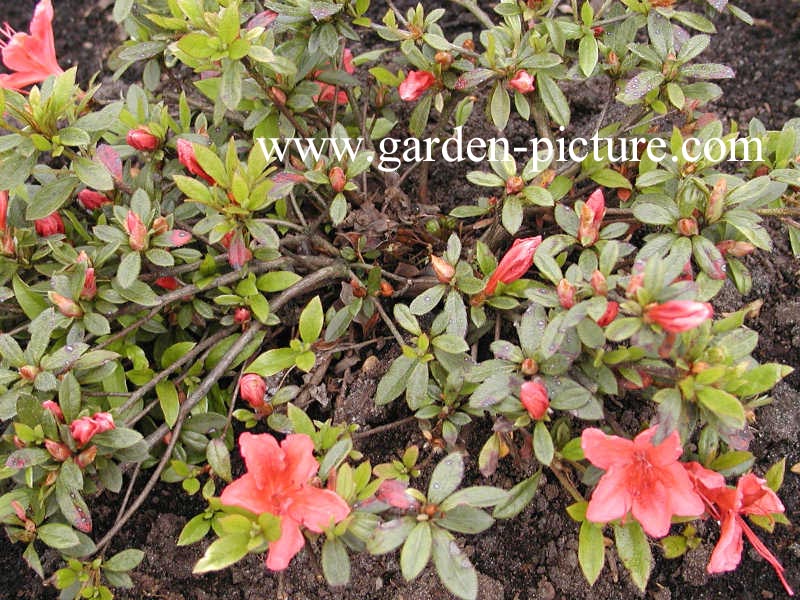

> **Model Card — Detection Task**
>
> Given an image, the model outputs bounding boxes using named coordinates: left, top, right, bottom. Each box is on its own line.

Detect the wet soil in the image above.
left=1, top=1, right=799, bottom=599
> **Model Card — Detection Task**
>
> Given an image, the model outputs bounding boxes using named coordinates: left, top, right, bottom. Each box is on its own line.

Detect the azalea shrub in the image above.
left=0, top=0, right=799, bottom=599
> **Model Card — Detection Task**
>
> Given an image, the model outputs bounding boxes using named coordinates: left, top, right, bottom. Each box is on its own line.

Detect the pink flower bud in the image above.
left=152, top=216, right=169, bottom=234
left=644, top=300, right=713, bottom=333
left=125, top=210, right=148, bottom=251
left=557, top=279, right=576, bottom=309
left=126, top=127, right=160, bottom=152
left=505, top=175, right=525, bottom=195
left=49, top=292, right=83, bottom=318
left=678, top=217, right=699, bottom=236
left=705, top=178, right=727, bottom=223
left=240, top=373, right=266, bottom=409
left=577, top=189, right=605, bottom=246
left=398, top=71, right=436, bottom=102
left=19, top=365, right=40, bottom=381
left=227, top=233, right=252, bottom=269
left=92, top=412, right=115, bottom=433
left=81, top=267, right=96, bottom=300
left=44, top=439, right=71, bottom=462
left=430, top=255, right=455, bottom=284
left=376, top=479, right=419, bottom=510
left=75, top=445, right=98, bottom=469
left=0, top=190, right=8, bottom=231
left=520, top=380, right=549, bottom=420
left=717, top=240, right=755, bottom=258
left=329, top=167, right=346, bottom=193
left=234, top=307, right=251, bottom=324
left=177, top=139, right=216, bottom=185
left=485, top=236, right=542, bottom=295
left=590, top=270, right=607, bottom=296
left=247, top=10, right=278, bottom=29
left=508, top=70, right=535, bottom=94
left=596, top=301, right=619, bottom=327
left=70, top=417, right=98, bottom=447
left=42, top=400, right=64, bottom=421
left=155, top=276, right=180, bottom=290
left=35, top=212, right=64, bottom=236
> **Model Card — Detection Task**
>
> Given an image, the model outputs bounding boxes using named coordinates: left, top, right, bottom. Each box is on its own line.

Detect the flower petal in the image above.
left=281, top=434, right=319, bottom=486
left=640, top=428, right=683, bottom=467
left=586, top=466, right=631, bottom=524
left=219, top=474, right=275, bottom=515
left=632, top=479, right=673, bottom=538
left=265, top=517, right=305, bottom=571
left=581, top=428, right=634, bottom=470
left=285, top=486, right=351, bottom=533
left=239, top=432, right=285, bottom=493
left=707, top=513, right=743, bottom=573
left=662, top=463, right=705, bottom=518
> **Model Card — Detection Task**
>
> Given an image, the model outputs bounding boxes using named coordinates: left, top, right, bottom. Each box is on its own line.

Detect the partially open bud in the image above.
left=125, top=210, right=148, bottom=251
left=234, top=307, right=251, bottom=324
left=705, top=178, right=727, bottom=223
left=434, top=51, right=453, bottom=68
left=19, top=365, right=40, bottom=381
left=717, top=240, right=755, bottom=257
left=152, top=216, right=169, bottom=234
left=577, top=189, right=606, bottom=246
left=35, top=213, right=65, bottom=237
left=508, top=70, right=535, bottom=94
left=520, top=358, right=538, bottom=376
left=379, top=281, right=394, bottom=297
left=77, top=189, right=111, bottom=210
left=596, top=301, right=619, bottom=327
left=592, top=26, right=604, bottom=37
left=626, top=272, right=644, bottom=298
left=329, top=166, right=346, bottom=193
left=126, top=127, right=160, bottom=152
left=76, top=445, right=98, bottom=469
left=240, top=373, right=267, bottom=409
left=430, top=255, right=455, bottom=284
left=49, top=292, right=83, bottom=318
left=42, top=400, right=64, bottom=421
left=177, top=139, right=216, bottom=185
left=557, top=279, right=576, bottom=309
left=520, top=380, right=549, bottom=420
left=155, top=276, right=180, bottom=290
left=505, top=175, right=525, bottom=195
left=678, top=217, right=699, bottom=236
left=590, top=270, right=607, bottom=296
left=608, top=50, right=619, bottom=68
left=270, top=87, right=287, bottom=105
left=81, top=267, right=96, bottom=300
left=44, top=439, right=71, bottom=462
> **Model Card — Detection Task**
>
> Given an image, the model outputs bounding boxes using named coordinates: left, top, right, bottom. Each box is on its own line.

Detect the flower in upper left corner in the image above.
left=0, top=0, right=63, bottom=91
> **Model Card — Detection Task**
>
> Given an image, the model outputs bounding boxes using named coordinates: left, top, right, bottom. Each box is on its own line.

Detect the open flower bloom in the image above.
left=220, top=433, right=351, bottom=570
left=577, top=188, right=606, bottom=246
left=581, top=426, right=704, bottom=537
left=685, top=464, right=793, bottom=595
left=484, top=236, right=542, bottom=296
left=508, top=70, right=534, bottom=94
left=644, top=300, right=713, bottom=333
left=69, top=412, right=115, bottom=446
left=398, top=70, right=435, bottom=102
left=0, top=0, right=63, bottom=91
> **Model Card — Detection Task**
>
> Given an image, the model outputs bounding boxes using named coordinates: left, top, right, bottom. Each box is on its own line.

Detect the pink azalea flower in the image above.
left=69, top=412, right=115, bottom=447
left=577, top=188, right=606, bottom=246
left=398, top=71, right=436, bottom=102
left=508, top=70, right=535, bottom=94
left=77, top=189, right=111, bottom=210
left=685, top=464, right=793, bottom=595
left=41, top=400, right=63, bottom=421
left=484, top=236, right=542, bottom=296
left=220, top=433, right=351, bottom=570
left=520, top=380, right=549, bottom=420
left=644, top=300, right=713, bottom=333
left=177, top=139, right=216, bottom=185
left=34, top=212, right=64, bottom=236
left=581, top=426, right=704, bottom=537
left=0, top=0, right=63, bottom=91
left=239, top=373, right=266, bottom=409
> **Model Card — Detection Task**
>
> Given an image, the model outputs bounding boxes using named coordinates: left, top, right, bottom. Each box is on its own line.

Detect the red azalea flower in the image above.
left=644, top=300, right=713, bottom=333
left=0, top=0, right=63, bottom=91
left=398, top=71, right=435, bottom=102
left=177, top=139, right=216, bottom=185
left=596, top=301, right=619, bottom=327
left=520, top=380, right=549, bottom=420
left=685, top=464, right=793, bottom=595
left=581, top=426, right=704, bottom=537
left=484, top=236, right=542, bottom=296
left=78, top=189, right=111, bottom=210
left=508, top=70, right=535, bottom=94
left=240, top=373, right=266, bottom=409
left=578, top=188, right=606, bottom=246
left=219, top=433, right=351, bottom=570
left=313, top=48, right=355, bottom=105
left=125, top=210, right=148, bottom=251
left=126, top=127, right=160, bottom=152
left=34, top=212, right=64, bottom=236
left=69, top=412, right=115, bottom=447
left=154, top=276, right=180, bottom=291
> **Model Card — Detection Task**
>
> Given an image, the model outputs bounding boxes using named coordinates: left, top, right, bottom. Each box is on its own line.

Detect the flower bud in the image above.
left=329, top=166, right=346, bottom=193
left=240, top=373, right=267, bottom=409
left=177, top=139, right=216, bottom=185
left=126, top=127, right=160, bottom=152
left=626, top=272, right=644, bottom=298
left=125, top=210, right=148, bottom=251
left=596, top=301, right=619, bottom=327
left=379, top=281, right=394, bottom=297
left=485, top=236, right=542, bottom=295
left=520, top=380, right=549, bottom=420
left=269, top=87, right=287, bottom=105
left=644, top=300, right=713, bottom=333
left=557, top=279, right=575, bottom=309
left=76, top=445, right=98, bottom=469
left=430, top=255, right=455, bottom=284
left=678, top=218, right=698, bottom=236
left=152, top=216, right=169, bottom=234
left=505, top=175, right=525, bottom=194
left=592, top=26, right=604, bottom=37
left=705, top=178, right=727, bottom=223
left=77, top=189, right=111, bottom=210
left=49, top=292, right=83, bottom=318
left=42, top=400, right=64, bottom=421
left=508, top=70, right=535, bottom=94
left=35, top=213, right=64, bottom=237
left=234, top=307, right=251, bottom=324
left=44, top=439, right=71, bottom=462
left=227, top=233, right=252, bottom=269
left=81, top=267, right=96, bottom=300
left=577, top=189, right=606, bottom=246
left=608, top=50, right=619, bottom=68
left=434, top=51, right=453, bottom=68
left=717, top=240, right=755, bottom=257
left=168, top=230, right=193, bottom=247
left=155, top=276, right=180, bottom=290
left=590, top=270, right=607, bottom=296
left=520, top=358, right=538, bottom=376
left=19, top=365, right=40, bottom=381
left=398, top=71, right=436, bottom=102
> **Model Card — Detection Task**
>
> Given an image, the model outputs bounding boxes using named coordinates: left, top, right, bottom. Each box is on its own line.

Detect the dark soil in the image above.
left=1, top=1, right=799, bottom=599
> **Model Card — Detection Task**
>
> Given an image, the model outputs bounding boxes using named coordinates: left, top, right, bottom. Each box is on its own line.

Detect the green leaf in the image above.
left=431, top=527, right=477, bottom=600
left=206, top=440, right=232, bottom=484
left=696, top=387, right=745, bottom=430
left=764, top=458, right=785, bottom=492
left=256, top=271, right=302, bottom=292
left=26, top=176, right=79, bottom=220
left=502, top=196, right=524, bottom=234
left=37, top=523, right=80, bottom=549
left=409, top=94, right=432, bottom=137
left=578, top=520, right=605, bottom=585
left=13, top=275, right=48, bottom=319
left=322, top=538, right=351, bottom=586
left=614, top=521, right=652, bottom=592
left=401, top=522, right=432, bottom=581
left=178, top=513, right=212, bottom=546
left=366, top=517, right=416, bottom=555
left=537, top=74, right=570, bottom=127
left=441, top=486, right=508, bottom=511
left=246, top=347, right=297, bottom=376
left=117, top=252, right=141, bottom=289
left=492, top=472, right=541, bottom=519
left=156, top=381, right=179, bottom=428
left=73, top=157, right=114, bottom=191
left=193, top=533, right=249, bottom=573
left=590, top=168, right=632, bottom=190
left=431, top=334, right=469, bottom=354
left=533, top=421, right=554, bottom=466
left=428, top=453, right=464, bottom=504
left=299, top=296, right=324, bottom=344
left=104, top=549, right=145, bottom=572
left=489, top=84, right=510, bottom=130
left=437, top=505, right=495, bottom=534
left=578, top=34, right=598, bottom=77
left=410, top=283, right=446, bottom=315
left=92, top=427, right=144, bottom=449
left=375, top=355, right=416, bottom=405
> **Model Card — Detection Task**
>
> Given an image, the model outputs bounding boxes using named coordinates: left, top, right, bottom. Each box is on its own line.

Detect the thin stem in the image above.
left=370, top=296, right=405, bottom=347
left=352, top=415, right=418, bottom=440
left=447, top=0, right=494, bottom=28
